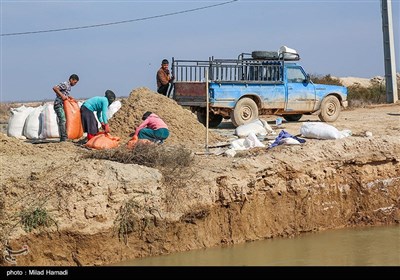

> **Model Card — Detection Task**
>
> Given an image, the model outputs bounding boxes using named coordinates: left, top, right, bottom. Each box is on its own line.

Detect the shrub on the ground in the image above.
left=347, top=83, right=386, bottom=107
left=87, top=143, right=194, bottom=187
left=19, top=206, right=55, bottom=232
left=311, top=74, right=388, bottom=107
left=310, top=74, right=343, bottom=86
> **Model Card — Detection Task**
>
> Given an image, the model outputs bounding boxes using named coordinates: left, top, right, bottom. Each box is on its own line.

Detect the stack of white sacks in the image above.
left=6, top=100, right=121, bottom=140
left=225, top=119, right=275, bottom=157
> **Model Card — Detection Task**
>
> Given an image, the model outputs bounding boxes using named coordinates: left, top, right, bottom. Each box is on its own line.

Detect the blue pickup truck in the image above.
left=171, top=47, right=348, bottom=127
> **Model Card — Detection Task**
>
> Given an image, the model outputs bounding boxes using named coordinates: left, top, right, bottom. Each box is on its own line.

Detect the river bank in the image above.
left=1, top=90, right=399, bottom=266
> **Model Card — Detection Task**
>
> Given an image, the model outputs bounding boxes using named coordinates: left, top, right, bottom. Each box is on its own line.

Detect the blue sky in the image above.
left=1, top=0, right=399, bottom=102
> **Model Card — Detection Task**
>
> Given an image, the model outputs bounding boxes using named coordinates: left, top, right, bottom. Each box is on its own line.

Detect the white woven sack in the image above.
left=107, top=100, right=121, bottom=119
left=39, top=103, right=59, bottom=138
left=7, top=106, right=35, bottom=139
left=23, top=105, right=43, bottom=139
left=235, top=119, right=267, bottom=138
left=300, top=122, right=341, bottom=140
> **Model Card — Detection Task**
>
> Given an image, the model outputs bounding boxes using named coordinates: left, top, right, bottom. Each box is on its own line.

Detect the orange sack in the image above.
left=63, top=98, right=83, bottom=139
left=85, top=132, right=120, bottom=150
left=126, top=135, right=152, bottom=149
left=126, top=135, right=138, bottom=150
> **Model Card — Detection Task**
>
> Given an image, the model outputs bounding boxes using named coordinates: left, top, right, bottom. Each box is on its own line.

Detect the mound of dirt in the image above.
left=337, top=73, right=400, bottom=89
left=338, top=76, right=374, bottom=88
left=109, top=87, right=225, bottom=148
left=0, top=133, right=37, bottom=156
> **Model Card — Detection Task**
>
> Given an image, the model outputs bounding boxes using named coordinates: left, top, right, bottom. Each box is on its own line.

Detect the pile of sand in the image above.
left=338, top=77, right=373, bottom=88
left=109, top=87, right=225, bottom=148
left=336, top=75, right=392, bottom=88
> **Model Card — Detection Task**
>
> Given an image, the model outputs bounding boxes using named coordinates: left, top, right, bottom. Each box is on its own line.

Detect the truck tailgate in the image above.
left=174, top=82, right=206, bottom=106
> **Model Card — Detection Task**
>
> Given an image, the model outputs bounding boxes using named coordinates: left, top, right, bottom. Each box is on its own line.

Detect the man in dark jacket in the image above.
left=156, top=59, right=174, bottom=96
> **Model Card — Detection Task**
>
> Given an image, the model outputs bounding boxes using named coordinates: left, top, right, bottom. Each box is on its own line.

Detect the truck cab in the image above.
left=172, top=46, right=348, bottom=127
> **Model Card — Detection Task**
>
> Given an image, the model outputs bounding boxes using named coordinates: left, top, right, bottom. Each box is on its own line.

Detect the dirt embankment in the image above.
left=0, top=89, right=399, bottom=266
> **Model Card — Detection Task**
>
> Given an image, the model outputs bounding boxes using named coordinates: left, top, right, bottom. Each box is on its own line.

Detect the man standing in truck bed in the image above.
left=156, top=59, right=174, bottom=96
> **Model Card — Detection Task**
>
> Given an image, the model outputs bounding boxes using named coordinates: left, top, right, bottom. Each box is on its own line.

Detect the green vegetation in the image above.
left=19, top=206, right=55, bottom=232
left=310, top=74, right=343, bottom=86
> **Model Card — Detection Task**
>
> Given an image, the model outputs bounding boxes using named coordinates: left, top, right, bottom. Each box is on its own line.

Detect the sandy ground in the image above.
left=213, top=103, right=400, bottom=141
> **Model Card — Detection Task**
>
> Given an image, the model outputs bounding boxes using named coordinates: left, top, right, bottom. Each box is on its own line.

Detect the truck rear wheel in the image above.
left=197, top=110, right=223, bottom=128
left=283, top=114, right=303, bottom=122
left=318, top=96, right=341, bottom=122
left=230, top=98, right=259, bottom=127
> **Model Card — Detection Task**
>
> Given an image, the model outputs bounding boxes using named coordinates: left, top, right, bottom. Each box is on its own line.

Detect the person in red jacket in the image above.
left=134, top=111, right=169, bottom=143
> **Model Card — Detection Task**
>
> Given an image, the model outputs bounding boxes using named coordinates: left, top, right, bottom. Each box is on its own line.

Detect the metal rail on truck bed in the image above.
left=172, top=54, right=285, bottom=105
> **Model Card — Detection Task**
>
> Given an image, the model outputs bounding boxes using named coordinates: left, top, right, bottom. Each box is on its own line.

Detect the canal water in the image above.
left=114, top=225, right=399, bottom=266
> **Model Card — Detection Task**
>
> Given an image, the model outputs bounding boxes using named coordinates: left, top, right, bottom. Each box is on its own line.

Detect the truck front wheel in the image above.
left=318, top=96, right=341, bottom=122
left=231, top=98, right=259, bottom=127
left=197, top=110, right=223, bottom=128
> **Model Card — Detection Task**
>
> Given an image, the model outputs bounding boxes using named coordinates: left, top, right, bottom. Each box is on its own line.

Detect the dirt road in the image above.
left=212, top=103, right=400, bottom=141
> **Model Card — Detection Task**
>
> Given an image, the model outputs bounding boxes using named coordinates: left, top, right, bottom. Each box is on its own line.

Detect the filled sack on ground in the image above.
left=7, top=106, right=35, bottom=139
left=126, top=135, right=152, bottom=149
left=23, top=105, right=43, bottom=139
left=300, top=122, right=351, bottom=140
left=64, top=98, right=83, bottom=139
left=39, top=103, right=59, bottom=138
left=85, top=132, right=120, bottom=150
left=235, top=119, right=273, bottom=138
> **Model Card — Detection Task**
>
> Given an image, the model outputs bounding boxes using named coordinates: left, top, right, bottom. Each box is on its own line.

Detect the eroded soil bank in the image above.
left=1, top=92, right=399, bottom=266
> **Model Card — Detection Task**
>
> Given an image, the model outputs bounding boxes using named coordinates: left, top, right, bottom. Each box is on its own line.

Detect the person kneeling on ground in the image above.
left=81, top=90, right=116, bottom=141
left=133, top=111, right=169, bottom=143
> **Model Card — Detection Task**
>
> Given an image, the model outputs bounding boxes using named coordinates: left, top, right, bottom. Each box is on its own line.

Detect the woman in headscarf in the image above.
left=133, top=111, right=169, bottom=143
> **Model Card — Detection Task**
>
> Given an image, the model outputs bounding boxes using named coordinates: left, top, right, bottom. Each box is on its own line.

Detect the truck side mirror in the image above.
left=305, top=74, right=311, bottom=84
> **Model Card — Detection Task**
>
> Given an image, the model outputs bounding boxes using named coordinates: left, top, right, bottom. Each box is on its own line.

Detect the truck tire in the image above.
left=251, top=51, right=279, bottom=60
left=197, top=110, right=223, bottom=128
left=318, top=95, right=341, bottom=122
left=283, top=114, right=303, bottom=122
left=231, top=98, right=259, bottom=127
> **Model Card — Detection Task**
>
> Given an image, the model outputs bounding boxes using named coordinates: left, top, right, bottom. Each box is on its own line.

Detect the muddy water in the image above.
left=115, top=225, right=399, bottom=266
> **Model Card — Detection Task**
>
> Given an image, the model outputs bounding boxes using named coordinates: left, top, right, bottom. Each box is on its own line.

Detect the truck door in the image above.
left=285, top=66, right=316, bottom=112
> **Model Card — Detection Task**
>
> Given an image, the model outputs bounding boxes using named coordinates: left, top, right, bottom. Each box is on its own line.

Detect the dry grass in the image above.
left=113, top=197, right=162, bottom=245
left=347, top=83, right=386, bottom=107
left=86, top=143, right=195, bottom=188
left=113, top=199, right=142, bottom=245
left=0, top=103, right=12, bottom=123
